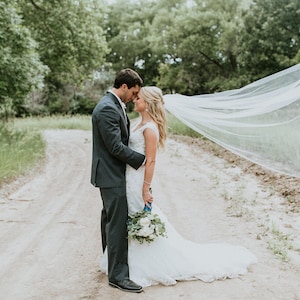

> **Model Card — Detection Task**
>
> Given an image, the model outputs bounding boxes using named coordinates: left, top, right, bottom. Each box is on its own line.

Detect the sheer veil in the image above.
left=164, top=64, right=300, bottom=179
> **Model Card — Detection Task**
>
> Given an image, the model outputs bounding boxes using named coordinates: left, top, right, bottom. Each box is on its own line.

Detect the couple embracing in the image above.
left=91, top=69, right=257, bottom=293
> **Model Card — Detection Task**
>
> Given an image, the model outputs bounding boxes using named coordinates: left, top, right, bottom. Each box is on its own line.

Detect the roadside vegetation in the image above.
left=0, top=126, right=45, bottom=185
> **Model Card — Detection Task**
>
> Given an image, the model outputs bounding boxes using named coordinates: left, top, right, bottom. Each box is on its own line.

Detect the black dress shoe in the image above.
left=109, top=279, right=143, bottom=293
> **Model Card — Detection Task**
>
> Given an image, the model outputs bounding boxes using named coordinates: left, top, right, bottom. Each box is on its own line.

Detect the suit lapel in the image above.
left=127, top=115, right=130, bottom=134
left=107, top=92, right=129, bottom=135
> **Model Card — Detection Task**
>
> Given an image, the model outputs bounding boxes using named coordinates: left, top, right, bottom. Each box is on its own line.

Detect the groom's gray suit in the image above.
left=91, top=91, right=145, bottom=283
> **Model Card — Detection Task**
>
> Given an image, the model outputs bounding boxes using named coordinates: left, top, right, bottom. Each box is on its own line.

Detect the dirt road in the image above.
left=0, top=130, right=299, bottom=300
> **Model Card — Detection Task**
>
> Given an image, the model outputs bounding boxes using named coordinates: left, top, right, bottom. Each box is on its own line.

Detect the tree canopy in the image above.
left=0, top=0, right=299, bottom=118
left=0, top=0, right=48, bottom=118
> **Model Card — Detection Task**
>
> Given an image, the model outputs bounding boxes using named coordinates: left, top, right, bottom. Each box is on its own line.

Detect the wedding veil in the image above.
left=164, top=64, right=300, bottom=179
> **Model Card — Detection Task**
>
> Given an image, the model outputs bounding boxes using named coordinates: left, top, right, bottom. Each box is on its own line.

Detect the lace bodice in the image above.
left=128, top=121, right=159, bottom=154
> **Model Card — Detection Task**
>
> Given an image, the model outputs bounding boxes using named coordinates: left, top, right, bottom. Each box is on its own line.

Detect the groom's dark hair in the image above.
left=113, top=68, right=143, bottom=89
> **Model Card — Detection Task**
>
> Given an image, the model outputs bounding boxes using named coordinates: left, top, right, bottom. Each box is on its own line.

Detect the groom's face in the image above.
left=122, top=84, right=140, bottom=103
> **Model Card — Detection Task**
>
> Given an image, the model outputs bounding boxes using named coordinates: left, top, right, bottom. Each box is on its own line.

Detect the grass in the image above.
left=266, top=222, right=294, bottom=262
left=166, top=112, right=202, bottom=137
left=0, top=126, right=46, bottom=185
left=12, top=114, right=92, bottom=131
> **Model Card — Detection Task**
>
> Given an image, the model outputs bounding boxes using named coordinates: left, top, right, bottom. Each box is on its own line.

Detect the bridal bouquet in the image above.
left=127, top=210, right=167, bottom=244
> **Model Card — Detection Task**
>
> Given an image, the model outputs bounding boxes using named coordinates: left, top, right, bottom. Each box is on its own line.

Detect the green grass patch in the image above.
left=166, top=112, right=202, bottom=137
left=0, top=126, right=46, bottom=186
left=12, top=114, right=92, bottom=131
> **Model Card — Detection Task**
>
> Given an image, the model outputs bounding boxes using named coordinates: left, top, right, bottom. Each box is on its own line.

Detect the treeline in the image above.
left=0, top=0, right=299, bottom=119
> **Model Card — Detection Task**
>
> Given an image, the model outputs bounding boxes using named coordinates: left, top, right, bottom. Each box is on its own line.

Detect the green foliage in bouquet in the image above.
left=127, top=210, right=167, bottom=244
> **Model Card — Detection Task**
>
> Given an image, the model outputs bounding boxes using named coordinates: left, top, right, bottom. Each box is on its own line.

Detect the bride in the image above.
left=100, top=86, right=257, bottom=287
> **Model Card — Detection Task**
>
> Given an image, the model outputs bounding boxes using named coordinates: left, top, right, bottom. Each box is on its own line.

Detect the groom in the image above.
left=91, top=69, right=145, bottom=293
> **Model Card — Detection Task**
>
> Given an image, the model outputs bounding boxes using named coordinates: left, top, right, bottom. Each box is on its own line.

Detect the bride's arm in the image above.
left=142, top=128, right=157, bottom=207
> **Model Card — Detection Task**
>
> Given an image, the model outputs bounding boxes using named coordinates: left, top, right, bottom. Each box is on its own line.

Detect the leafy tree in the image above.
left=104, top=0, right=247, bottom=94
left=144, top=0, right=187, bottom=91
left=237, top=0, right=300, bottom=81
left=151, top=0, right=245, bottom=94
left=18, top=0, right=108, bottom=113
left=105, top=0, right=164, bottom=84
left=0, top=0, right=48, bottom=119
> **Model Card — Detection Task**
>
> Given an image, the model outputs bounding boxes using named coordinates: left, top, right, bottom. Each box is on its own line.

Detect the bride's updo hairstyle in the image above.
left=140, top=86, right=167, bottom=148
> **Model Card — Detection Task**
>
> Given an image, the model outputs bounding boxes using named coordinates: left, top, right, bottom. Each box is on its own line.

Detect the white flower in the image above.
left=148, top=233, right=156, bottom=240
left=147, top=214, right=155, bottom=221
left=138, top=226, right=154, bottom=237
left=139, top=217, right=151, bottom=227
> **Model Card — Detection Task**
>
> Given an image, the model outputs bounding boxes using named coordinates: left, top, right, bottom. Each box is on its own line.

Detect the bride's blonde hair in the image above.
left=140, top=86, right=167, bottom=148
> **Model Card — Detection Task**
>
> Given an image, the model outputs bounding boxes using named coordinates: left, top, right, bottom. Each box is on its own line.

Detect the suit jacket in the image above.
left=91, top=92, right=145, bottom=188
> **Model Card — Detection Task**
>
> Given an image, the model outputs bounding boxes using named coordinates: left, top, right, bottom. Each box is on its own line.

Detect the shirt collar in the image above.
left=109, top=90, right=126, bottom=109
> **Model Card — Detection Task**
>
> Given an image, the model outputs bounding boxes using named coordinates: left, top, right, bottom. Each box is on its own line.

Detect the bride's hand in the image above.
left=142, top=186, right=153, bottom=208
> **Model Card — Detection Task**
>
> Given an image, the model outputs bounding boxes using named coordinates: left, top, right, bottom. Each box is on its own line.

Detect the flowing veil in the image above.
left=164, top=64, right=300, bottom=179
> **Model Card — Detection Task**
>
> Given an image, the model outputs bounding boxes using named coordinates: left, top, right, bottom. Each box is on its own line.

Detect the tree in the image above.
left=104, top=0, right=164, bottom=84
left=152, top=0, right=245, bottom=94
left=18, top=0, right=108, bottom=113
left=0, top=0, right=48, bottom=119
left=105, top=0, right=248, bottom=94
left=237, top=0, right=300, bottom=81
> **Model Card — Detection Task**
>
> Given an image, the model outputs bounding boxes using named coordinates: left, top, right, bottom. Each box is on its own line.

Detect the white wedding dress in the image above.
left=100, top=121, right=257, bottom=287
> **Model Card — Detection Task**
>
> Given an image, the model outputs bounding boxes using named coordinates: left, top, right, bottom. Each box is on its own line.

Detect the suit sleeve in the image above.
left=97, top=104, right=145, bottom=170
